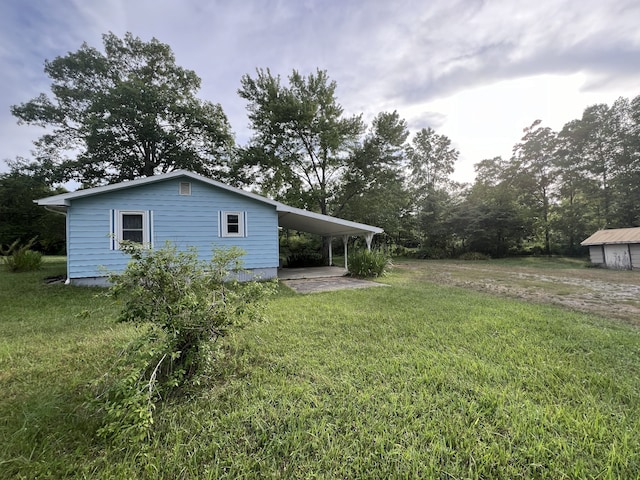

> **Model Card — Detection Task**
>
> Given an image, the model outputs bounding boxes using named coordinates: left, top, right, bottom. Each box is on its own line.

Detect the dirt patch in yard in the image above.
left=395, top=260, right=640, bottom=326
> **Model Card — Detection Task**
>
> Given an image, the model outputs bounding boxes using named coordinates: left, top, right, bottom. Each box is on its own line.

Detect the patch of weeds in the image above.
left=348, top=249, right=390, bottom=278
left=87, top=241, right=275, bottom=444
left=1, top=237, right=43, bottom=272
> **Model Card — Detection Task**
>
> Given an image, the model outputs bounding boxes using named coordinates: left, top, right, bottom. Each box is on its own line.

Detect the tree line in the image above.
left=3, top=32, right=639, bottom=257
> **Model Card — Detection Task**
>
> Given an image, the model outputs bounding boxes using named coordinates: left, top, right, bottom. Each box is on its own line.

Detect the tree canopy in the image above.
left=0, top=170, right=66, bottom=254
left=11, top=32, right=234, bottom=186
left=336, top=111, right=413, bottom=242
left=9, top=31, right=640, bottom=258
left=238, top=68, right=364, bottom=215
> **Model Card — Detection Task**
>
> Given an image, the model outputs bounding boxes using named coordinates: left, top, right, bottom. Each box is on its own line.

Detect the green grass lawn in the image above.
left=1, top=258, right=639, bottom=478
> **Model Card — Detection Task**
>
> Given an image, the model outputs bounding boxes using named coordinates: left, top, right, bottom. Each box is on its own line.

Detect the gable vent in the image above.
left=179, top=182, right=191, bottom=195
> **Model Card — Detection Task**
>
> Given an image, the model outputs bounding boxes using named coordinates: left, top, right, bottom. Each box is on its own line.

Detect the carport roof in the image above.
left=581, top=227, right=640, bottom=246
left=276, top=204, right=383, bottom=237
left=36, top=169, right=383, bottom=238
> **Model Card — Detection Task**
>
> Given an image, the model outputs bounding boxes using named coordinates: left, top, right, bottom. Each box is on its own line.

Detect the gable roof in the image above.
left=581, top=227, right=640, bottom=246
left=36, top=170, right=383, bottom=237
left=36, top=170, right=280, bottom=208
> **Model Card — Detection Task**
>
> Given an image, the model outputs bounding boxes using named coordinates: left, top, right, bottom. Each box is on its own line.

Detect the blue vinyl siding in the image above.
left=66, top=178, right=279, bottom=280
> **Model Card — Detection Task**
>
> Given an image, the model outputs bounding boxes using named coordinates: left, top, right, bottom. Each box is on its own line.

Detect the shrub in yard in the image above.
left=89, top=241, right=275, bottom=443
left=348, top=249, right=390, bottom=278
left=458, top=251, right=491, bottom=261
left=0, top=237, right=43, bottom=272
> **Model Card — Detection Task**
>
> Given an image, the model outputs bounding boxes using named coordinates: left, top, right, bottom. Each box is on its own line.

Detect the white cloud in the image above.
left=408, top=73, right=639, bottom=183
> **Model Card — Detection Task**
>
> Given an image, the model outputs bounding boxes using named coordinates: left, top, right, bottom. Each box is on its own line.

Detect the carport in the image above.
left=275, top=203, right=384, bottom=271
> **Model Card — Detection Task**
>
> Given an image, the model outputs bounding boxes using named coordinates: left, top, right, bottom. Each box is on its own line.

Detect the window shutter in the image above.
left=243, top=211, right=248, bottom=237
left=148, top=210, right=154, bottom=247
left=109, top=209, right=117, bottom=250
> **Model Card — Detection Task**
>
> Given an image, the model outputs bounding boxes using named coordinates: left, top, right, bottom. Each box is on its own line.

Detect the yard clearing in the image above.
left=2, top=257, right=640, bottom=478
left=396, top=258, right=640, bottom=326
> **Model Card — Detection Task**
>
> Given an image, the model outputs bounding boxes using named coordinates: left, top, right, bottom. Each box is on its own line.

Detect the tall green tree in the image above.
left=407, top=127, right=457, bottom=192
left=577, top=103, right=620, bottom=226
left=511, top=120, right=557, bottom=254
left=554, top=119, right=600, bottom=252
left=336, top=111, right=412, bottom=242
left=450, top=157, right=531, bottom=257
left=406, top=127, right=459, bottom=248
left=608, top=96, right=640, bottom=226
left=238, top=68, right=364, bottom=214
left=11, top=32, right=234, bottom=186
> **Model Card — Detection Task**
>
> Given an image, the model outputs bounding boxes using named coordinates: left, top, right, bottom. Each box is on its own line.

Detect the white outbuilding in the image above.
left=581, top=227, right=640, bottom=270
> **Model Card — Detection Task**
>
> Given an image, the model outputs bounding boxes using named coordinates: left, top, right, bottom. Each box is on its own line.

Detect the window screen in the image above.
left=220, top=211, right=245, bottom=237
left=121, top=213, right=144, bottom=243
left=226, top=214, right=240, bottom=234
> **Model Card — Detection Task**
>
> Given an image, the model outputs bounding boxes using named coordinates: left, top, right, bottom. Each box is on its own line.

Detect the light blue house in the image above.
left=36, top=170, right=383, bottom=285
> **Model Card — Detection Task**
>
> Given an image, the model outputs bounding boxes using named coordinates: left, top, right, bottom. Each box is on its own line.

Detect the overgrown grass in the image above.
left=472, top=255, right=591, bottom=269
left=0, top=258, right=134, bottom=477
left=396, top=255, right=591, bottom=269
left=1, top=258, right=639, bottom=478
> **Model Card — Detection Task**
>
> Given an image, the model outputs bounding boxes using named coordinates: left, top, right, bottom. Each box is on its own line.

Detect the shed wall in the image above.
left=604, top=244, right=632, bottom=270
left=589, top=245, right=605, bottom=265
left=630, top=244, right=640, bottom=270
left=66, top=178, right=279, bottom=280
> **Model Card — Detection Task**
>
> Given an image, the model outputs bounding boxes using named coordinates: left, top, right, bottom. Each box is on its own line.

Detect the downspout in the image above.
left=44, top=206, right=67, bottom=216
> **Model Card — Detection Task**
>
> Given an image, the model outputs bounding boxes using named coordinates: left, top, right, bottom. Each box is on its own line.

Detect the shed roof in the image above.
left=581, top=227, right=640, bottom=246
left=36, top=170, right=383, bottom=237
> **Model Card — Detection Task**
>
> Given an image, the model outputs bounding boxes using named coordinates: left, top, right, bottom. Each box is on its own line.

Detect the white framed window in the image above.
left=220, top=211, right=246, bottom=237
left=179, top=182, right=191, bottom=195
left=110, top=210, right=152, bottom=249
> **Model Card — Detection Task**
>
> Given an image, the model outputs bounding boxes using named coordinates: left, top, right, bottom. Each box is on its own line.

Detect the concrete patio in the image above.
left=277, top=266, right=387, bottom=294
left=277, top=266, right=348, bottom=280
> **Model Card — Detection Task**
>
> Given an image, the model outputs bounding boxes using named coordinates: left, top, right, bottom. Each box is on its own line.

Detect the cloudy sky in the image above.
left=1, top=0, right=639, bottom=183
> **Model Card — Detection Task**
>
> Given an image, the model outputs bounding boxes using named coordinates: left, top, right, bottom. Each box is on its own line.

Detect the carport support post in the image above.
left=343, top=235, right=349, bottom=270
left=328, top=236, right=333, bottom=266
left=365, top=232, right=374, bottom=251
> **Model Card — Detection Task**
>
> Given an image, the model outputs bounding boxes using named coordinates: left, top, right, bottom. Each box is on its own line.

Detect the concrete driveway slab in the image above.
left=281, top=276, right=388, bottom=294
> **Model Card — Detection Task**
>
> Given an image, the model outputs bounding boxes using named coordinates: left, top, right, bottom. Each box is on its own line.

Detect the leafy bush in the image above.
left=89, top=241, right=275, bottom=444
left=458, top=252, right=491, bottom=261
left=348, top=249, right=390, bottom=278
left=0, top=237, right=43, bottom=272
